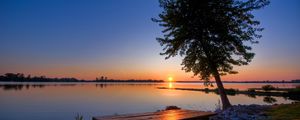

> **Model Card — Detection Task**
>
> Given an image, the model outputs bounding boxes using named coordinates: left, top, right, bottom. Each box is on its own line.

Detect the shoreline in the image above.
left=210, top=102, right=300, bottom=120
left=157, top=87, right=300, bottom=101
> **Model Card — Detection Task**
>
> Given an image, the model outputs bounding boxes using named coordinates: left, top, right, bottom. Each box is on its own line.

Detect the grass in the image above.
left=288, top=87, right=300, bottom=94
left=266, top=102, right=300, bottom=120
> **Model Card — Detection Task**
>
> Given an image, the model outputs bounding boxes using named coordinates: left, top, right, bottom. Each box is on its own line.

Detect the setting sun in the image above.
left=168, top=76, right=173, bottom=82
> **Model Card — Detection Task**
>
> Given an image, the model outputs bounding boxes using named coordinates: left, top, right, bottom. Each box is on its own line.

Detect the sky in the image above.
left=0, top=0, right=299, bottom=81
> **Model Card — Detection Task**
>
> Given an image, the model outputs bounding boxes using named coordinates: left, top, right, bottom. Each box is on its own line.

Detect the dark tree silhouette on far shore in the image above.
left=0, top=73, right=164, bottom=83
left=153, top=0, right=269, bottom=109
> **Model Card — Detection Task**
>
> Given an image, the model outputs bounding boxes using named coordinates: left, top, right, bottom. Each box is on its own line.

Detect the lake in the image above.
left=0, top=82, right=299, bottom=120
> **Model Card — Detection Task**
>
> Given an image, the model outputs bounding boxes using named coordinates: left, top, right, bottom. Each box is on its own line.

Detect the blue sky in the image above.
left=0, top=0, right=299, bottom=80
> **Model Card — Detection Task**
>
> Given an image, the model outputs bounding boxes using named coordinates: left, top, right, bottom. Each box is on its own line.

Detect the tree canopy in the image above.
left=153, top=0, right=269, bottom=83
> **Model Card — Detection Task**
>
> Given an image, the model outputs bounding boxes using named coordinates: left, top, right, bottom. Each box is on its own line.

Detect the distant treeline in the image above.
left=0, top=73, right=164, bottom=82
left=94, top=79, right=164, bottom=82
left=0, top=73, right=83, bottom=82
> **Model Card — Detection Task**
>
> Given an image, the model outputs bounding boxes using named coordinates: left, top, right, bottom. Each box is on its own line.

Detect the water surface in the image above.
left=0, top=82, right=298, bottom=120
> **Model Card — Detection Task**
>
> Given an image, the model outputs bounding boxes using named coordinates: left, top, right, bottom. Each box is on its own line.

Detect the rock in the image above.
left=209, top=104, right=271, bottom=120
left=165, top=105, right=181, bottom=110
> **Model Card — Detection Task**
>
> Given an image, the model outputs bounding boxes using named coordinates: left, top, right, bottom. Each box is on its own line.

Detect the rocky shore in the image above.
left=210, top=104, right=271, bottom=120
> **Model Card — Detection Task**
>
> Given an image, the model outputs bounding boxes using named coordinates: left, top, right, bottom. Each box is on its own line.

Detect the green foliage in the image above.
left=214, top=88, right=238, bottom=95
left=152, top=0, right=269, bottom=82
left=225, top=88, right=239, bottom=95
left=247, top=88, right=256, bottom=92
left=204, top=88, right=210, bottom=93
left=288, top=87, right=300, bottom=94
left=262, top=85, right=275, bottom=91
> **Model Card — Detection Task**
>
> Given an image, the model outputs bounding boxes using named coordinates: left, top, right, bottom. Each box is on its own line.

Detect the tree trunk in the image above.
left=214, top=72, right=232, bottom=110
left=197, top=37, right=232, bottom=109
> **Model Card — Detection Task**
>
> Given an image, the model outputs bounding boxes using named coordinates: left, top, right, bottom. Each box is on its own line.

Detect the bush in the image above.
left=247, top=88, right=256, bottom=92
left=225, top=88, right=238, bottom=95
left=262, top=85, right=275, bottom=92
left=204, top=88, right=210, bottom=93
left=288, top=88, right=300, bottom=94
left=214, top=88, right=238, bottom=95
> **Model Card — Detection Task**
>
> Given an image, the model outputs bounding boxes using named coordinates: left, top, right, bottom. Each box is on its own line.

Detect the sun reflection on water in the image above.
left=168, top=82, right=173, bottom=88
left=163, top=110, right=179, bottom=120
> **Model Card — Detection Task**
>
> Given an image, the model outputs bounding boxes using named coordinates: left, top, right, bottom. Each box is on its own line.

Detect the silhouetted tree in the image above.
left=153, top=0, right=269, bottom=109
left=5, top=73, right=17, bottom=80
left=27, top=75, right=31, bottom=79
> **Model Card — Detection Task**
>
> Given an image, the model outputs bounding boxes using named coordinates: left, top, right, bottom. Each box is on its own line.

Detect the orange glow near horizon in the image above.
left=1, top=58, right=299, bottom=81
left=2, top=66, right=299, bottom=81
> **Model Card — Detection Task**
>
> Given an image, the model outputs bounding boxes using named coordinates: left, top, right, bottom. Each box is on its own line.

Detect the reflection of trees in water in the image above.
left=292, top=84, right=300, bottom=88
left=0, top=83, right=161, bottom=91
left=0, top=84, right=45, bottom=91
left=263, top=96, right=277, bottom=104
left=245, top=94, right=256, bottom=98
left=0, top=84, right=77, bottom=91
left=96, top=84, right=108, bottom=88
left=174, top=87, right=289, bottom=103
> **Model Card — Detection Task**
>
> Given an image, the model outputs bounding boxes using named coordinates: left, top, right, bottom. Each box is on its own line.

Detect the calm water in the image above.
left=0, top=82, right=299, bottom=120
